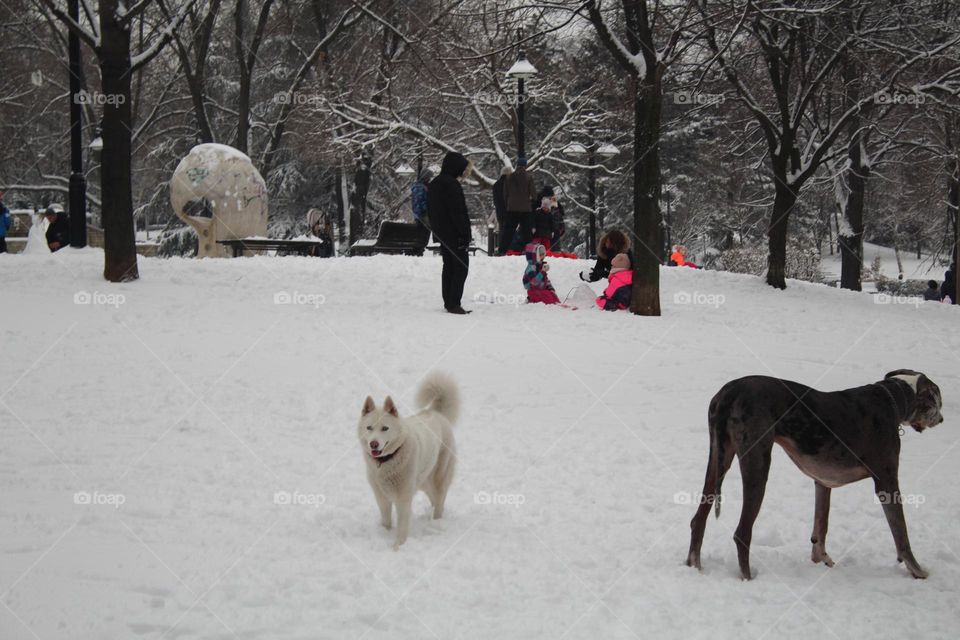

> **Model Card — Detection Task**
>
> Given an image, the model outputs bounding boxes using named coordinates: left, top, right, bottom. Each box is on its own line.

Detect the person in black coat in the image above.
left=428, top=151, right=473, bottom=314
left=580, top=229, right=633, bottom=282
left=942, top=268, right=956, bottom=303
left=44, top=205, right=71, bottom=252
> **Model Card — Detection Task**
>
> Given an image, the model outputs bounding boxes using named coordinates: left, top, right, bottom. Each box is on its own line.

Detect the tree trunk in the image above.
left=766, top=182, right=797, bottom=290
left=838, top=152, right=867, bottom=291
left=234, top=0, right=250, bottom=153
left=629, top=72, right=663, bottom=316
left=99, top=0, right=138, bottom=282
left=950, top=155, right=959, bottom=305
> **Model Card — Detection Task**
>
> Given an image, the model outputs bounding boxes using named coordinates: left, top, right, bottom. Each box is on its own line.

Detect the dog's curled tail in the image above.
left=416, top=372, right=460, bottom=425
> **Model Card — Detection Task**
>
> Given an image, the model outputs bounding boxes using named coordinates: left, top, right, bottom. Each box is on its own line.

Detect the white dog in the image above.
left=358, top=372, right=459, bottom=549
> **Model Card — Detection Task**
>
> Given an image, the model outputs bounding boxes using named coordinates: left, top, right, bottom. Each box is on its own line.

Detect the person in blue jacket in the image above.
left=411, top=168, right=433, bottom=242
left=0, top=192, right=10, bottom=254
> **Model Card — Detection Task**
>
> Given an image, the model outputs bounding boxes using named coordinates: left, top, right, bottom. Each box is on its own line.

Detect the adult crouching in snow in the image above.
left=44, top=205, right=71, bottom=252
left=581, top=229, right=632, bottom=282
left=596, top=253, right=633, bottom=311
left=428, top=152, right=473, bottom=315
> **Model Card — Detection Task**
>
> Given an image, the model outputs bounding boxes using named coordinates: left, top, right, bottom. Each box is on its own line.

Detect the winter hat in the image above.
left=524, top=242, right=546, bottom=263
left=517, top=157, right=528, bottom=168
left=542, top=186, right=555, bottom=197
left=610, top=252, right=631, bottom=274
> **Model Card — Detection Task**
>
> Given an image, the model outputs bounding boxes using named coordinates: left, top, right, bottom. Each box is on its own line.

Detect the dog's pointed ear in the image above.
left=362, top=396, right=376, bottom=416
left=384, top=396, right=399, bottom=417
left=886, top=369, right=920, bottom=379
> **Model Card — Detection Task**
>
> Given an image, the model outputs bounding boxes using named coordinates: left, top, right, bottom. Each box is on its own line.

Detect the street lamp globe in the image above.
left=506, top=50, right=539, bottom=80
left=597, top=143, right=620, bottom=159
left=395, top=162, right=416, bottom=177
left=562, top=143, right=588, bottom=157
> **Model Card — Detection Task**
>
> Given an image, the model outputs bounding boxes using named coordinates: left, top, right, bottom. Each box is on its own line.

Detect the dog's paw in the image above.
left=811, top=548, right=834, bottom=567
left=381, top=521, right=392, bottom=530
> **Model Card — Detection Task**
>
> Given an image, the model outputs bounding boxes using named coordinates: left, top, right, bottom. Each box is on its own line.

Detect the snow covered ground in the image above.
left=2, top=249, right=959, bottom=640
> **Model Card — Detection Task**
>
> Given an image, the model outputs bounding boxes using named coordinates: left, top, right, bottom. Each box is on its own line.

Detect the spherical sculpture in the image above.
left=169, top=143, right=268, bottom=258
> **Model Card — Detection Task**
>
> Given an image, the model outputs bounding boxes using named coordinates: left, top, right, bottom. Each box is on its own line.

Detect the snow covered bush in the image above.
left=717, top=241, right=822, bottom=282
left=157, top=225, right=198, bottom=258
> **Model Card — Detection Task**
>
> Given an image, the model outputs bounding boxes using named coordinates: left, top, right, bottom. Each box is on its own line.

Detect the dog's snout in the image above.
left=370, top=440, right=380, bottom=450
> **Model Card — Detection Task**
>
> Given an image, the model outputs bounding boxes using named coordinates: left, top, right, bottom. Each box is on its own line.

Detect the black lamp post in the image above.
left=67, top=0, right=87, bottom=248
left=506, top=43, right=538, bottom=159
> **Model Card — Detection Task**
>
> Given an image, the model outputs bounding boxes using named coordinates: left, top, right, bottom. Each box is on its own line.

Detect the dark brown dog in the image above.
left=686, top=370, right=944, bottom=580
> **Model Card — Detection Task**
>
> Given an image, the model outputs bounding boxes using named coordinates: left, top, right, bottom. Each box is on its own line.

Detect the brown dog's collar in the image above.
left=876, top=381, right=913, bottom=429
left=374, top=446, right=401, bottom=466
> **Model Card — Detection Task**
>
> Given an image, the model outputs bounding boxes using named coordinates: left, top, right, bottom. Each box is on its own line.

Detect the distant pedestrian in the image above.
left=923, top=280, right=940, bottom=301
left=427, top=151, right=473, bottom=315
left=411, top=168, right=433, bottom=242
left=581, top=229, right=633, bottom=282
left=499, top=157, right=536, bottom=254
left=492, top=166, right=511, bottom=254
left=44, top=204, right=70, bottom=252
left=307, top=208, right=334, bottom=257
left=0, top=192, right=10, bottom=254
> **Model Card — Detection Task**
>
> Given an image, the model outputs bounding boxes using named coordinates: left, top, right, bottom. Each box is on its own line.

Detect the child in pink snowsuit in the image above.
left=523, top=243, right=561, bottom=304
left=596, top=252, right=633, bottom=310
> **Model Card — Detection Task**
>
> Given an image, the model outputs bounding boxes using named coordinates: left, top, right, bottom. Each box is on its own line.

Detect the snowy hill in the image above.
left=2, top=250, right=959, bottom=639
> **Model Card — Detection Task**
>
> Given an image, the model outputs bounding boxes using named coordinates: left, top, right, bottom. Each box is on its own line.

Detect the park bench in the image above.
left=218, top=237, right=330, bottom=257
left=347, top=221, right=428, bottom=256
left=426, top=244, right=482, bottom=256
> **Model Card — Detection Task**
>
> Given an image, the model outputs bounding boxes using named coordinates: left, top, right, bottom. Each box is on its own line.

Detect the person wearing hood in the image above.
left=595, top=252, right=633, bottom=311
left=411, top=168, right=434, bottom=242
left=491, top=165, right=511, bottom=254
left=522, top=242, right=560, bottom=304
left=427, top=151, right=473, bottom=314
left=942, top=268, right=956, bottom=303
left=499, top=156, right=536, bottom=255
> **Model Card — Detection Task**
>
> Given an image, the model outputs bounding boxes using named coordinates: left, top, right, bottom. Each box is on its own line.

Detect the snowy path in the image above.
left=2, top=250, right=959, bottom=639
